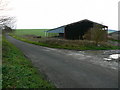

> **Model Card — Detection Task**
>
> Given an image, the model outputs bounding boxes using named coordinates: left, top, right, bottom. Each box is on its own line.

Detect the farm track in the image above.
left=6, top=35, right=118, bottom=88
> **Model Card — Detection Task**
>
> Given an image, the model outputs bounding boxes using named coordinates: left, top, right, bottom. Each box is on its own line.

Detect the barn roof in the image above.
left=46, top=19, right=108, bottom=33
left=109, top=31, right=120, bottom=35
left=46, top=26, right=64, bottom=33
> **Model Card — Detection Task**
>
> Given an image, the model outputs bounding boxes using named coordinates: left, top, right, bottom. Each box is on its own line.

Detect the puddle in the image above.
left=104, top=54, right=120, bottom=61
left=68, top=53, right=84, bottom=56
left=66, top=50, right=119, bottom=70
left=109, top=54, right=120, bottom=59
left=103, top=58, right=112, bottom=61
left=42, top=48, right=119, bottom=70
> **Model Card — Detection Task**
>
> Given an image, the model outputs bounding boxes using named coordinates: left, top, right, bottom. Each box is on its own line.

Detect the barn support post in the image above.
left=64, top=27, right=67, bottom=39
left=64, top=29, right=66, bottom=39
left=45, top=31, right=47, bottom=37
left=47, top=32, right=48, bottom=37
left=106, top=27, right=108, bottom=41
left=45, top=32, right=48, bottom=37
left=103, top=26, right=108, bottom=41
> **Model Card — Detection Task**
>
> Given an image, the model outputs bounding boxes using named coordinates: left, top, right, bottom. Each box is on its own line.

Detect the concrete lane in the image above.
left=6, top=35, right=118, bottom=88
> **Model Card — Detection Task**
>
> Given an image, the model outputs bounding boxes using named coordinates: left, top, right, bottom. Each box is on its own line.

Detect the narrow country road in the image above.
left=6, top=35, right=118, bottom=88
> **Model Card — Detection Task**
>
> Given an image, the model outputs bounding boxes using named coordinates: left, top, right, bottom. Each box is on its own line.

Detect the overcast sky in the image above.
left=7, top=0, right=119, bottom=30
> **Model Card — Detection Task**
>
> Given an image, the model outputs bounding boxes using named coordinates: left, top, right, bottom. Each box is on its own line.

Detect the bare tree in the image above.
left=83, top=24, right=108, bottom=45
left=0, top=16, right=16, bottom=28
left=0, top=0, right=16, bottom=32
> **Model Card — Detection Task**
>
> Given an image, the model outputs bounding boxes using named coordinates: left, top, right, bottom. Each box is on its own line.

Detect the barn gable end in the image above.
left=46, top=19, right=108, bottom=40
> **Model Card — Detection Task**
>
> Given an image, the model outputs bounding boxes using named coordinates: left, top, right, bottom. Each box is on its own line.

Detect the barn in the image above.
left=46, top=19, right=108, bottom=40
left=109, top=31, right=120, bottom=40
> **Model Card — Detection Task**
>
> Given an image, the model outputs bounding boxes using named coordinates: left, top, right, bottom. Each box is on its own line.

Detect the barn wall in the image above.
left=47, top=19, right=108, bottom=40
left=109, top=31, right=120, bottom=40
left=65, top=21, right=93, bottom=40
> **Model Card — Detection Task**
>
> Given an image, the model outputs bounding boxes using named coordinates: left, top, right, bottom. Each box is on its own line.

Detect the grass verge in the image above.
left=10, top=33, right=120, bottom=50
left=2, top=35, right=55, bottom=88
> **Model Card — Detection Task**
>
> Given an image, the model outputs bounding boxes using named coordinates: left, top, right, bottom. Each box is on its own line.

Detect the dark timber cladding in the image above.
left=46, top=19, right=108, bottom=40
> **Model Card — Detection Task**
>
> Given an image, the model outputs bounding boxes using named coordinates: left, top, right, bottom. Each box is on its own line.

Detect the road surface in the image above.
left=6, top=35, right=118, bottom=88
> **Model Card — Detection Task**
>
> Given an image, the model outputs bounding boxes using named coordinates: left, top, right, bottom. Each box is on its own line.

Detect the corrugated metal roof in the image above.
left=46, top=26, right=65, bottom=33
left=46, top=19, right=108, bottom=33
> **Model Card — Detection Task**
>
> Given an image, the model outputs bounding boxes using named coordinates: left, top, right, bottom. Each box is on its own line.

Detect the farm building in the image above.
left=109, top=31, right=120, bottom=40
left=46, top=19, right=108, bottom=40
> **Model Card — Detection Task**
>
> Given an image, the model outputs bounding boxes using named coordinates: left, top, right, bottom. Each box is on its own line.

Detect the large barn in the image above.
left=46, top=19, right=108, bottom=40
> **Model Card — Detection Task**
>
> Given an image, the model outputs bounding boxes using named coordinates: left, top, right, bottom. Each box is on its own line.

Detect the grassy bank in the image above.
left=10, top=33, right=120, bottom=50
left=2, top=36, right=55, bottom=88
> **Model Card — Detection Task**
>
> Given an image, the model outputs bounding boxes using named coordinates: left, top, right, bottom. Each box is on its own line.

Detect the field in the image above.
left=14, top=29, right=48, bottom=36
left=13, top=29, right=58, bottom=37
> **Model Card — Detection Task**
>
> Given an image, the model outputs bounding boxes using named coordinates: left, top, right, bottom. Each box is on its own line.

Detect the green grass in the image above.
left=2, top=36, right=55, bottom=88
left=9, top=34, right=120, bottom=50
left=13, top=29, right=48, bottom=37
left=13, top=29, right=58, bottom=37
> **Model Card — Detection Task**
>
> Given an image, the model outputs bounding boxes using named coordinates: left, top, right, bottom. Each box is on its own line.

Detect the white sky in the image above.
left=7, top=0, right=119, bottom=30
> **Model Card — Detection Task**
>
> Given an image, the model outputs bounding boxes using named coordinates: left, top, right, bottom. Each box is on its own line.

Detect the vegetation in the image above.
left=2, top=36, right=55, bottom=88
left=10, top=33, right=120, bottom=50
left=108, top=38, right=120, bottom=43
left=13, top=29, right=58, bottom=37
left=14, top=29, right=48, bottom=36
left=84, top=24, right=107, bottom=45
left=2, top=26, right=13, bottom=33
